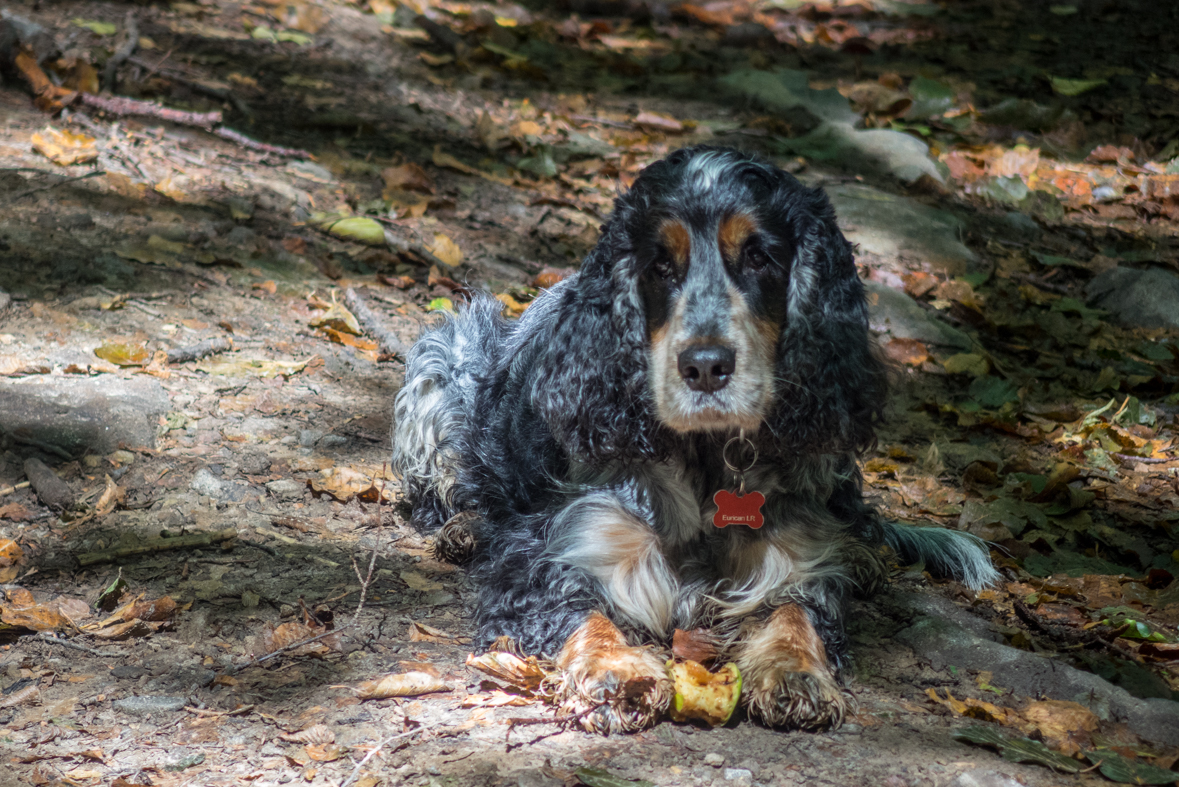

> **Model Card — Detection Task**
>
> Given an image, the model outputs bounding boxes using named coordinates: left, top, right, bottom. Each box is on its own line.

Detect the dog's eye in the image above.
left=742, top=246, right=772, bottom=271
left=652, top=253, right=675, bottom=280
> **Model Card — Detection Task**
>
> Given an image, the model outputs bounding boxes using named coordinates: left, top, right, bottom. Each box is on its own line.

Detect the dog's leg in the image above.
left=736, top=602, right=850, bottom=729
left=555, top=611, right=673, bottom=734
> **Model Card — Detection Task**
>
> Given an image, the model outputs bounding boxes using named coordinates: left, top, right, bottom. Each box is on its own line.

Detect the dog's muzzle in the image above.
left=677, top=344, right=736, bottom=393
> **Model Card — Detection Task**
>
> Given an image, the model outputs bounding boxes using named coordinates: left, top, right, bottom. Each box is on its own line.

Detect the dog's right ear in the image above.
left=530, top=243, right=662, bottom=463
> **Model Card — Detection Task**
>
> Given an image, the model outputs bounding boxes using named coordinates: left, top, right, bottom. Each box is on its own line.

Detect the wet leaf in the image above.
left=32, top=127, right=99, bottom=166
left=354, top=672, right=450, bottom=699
left=906, top=77, right=955, bottom=119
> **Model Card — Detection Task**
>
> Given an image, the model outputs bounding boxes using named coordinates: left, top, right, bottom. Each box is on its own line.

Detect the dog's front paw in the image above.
left=736, top=603, right=849, bottom=730
left=743, top=663, right=849, bottom=730
left=555, top=612, right=672, bottom=734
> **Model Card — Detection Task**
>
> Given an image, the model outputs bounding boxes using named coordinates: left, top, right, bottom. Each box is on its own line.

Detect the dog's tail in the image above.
left=882, top=523, right=999, bottom=591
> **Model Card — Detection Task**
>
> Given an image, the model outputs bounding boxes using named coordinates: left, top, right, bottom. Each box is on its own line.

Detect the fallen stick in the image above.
left=76, top=528, right=237, bottom=566
left=213, top=126, right=309, bottom=159
left=0, top=480, right=31, bottom=497
left=101, top=11, right=139, bottom=93
left=79, top=93, right=222, bottom=127
left=8, top=170, right=105, bottom=202
left=344, top=287, right=410, bottom=358
left=24, top=457, right=76, bottom=511
left=166, top=336, right=233, bottom=364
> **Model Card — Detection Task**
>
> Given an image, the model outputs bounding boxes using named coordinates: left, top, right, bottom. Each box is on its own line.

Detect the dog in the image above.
left=392, top=146, right=997, bottom=733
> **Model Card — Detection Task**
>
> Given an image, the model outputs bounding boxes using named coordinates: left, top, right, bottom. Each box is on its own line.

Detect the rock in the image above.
left=0, top=376, right=169, bottom=454
left=112, top=695, right=187, bottom=715
left=720, top=69, right=944, bottom=186
left=951, top=770, right=1022, bottom=787
left=704, top=753, right=726, bottom=767
left=266, top=478, right=305, bottom=501
left=891, top=591, right=1179, bottom=745
left=515, top=770, right=562, bottom=787
left=0, top=289, right=10, bottom=311
left=864, top=281, right=973, bottom=349
left=831, top=183, right=975, bottom=275
left=190, top=468, right=228, bottom=498
left=1085, top=267, right=1179, bottom=330
left=722, top=768, right=753, bottom=787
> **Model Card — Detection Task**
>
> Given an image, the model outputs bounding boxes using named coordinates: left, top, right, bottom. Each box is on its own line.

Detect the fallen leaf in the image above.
left=399, top=570, right=443, bottom=592
left=309, top=302, right=361, bottom=335
left=495, top=292, right=526, bottom=316
left=31, top=127, right=98, bottom=165
left=308, top=467, right=394, bottom=503
left=429, top=234, right=463, bottom=267
left=884, top=337, right=929, bottom=366
left=324, top=217, right=385, bottom=246
left=633, top=111, right=684, bottom=133
left=94, top=343, right=150, bottom=367
left=465, top=651, right=549, bottom=692
left=382, top=163, right=434, bottom=195
left=195, top=357, right=310, bottom=378
left=354, top=672, right=449, bottom=699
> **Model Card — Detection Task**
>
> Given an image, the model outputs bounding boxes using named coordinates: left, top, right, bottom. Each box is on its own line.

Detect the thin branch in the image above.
left=214, top=127, right=310, bottom=159
left=339, top=729, right=421, bottom=787
left=343, top=287, right=410, bottom=358
left=79, top=93, right=222, bottom=127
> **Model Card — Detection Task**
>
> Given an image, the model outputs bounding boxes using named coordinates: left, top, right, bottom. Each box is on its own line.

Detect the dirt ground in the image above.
left=2, top=0, right=1179, bottom=786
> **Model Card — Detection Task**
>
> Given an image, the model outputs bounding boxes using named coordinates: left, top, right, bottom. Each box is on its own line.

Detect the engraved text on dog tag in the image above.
left=712, top=489, right=765, bottom=529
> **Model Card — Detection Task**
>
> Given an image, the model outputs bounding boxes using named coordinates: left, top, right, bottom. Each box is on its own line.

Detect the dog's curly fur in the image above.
left=392, top=146, right=997, bottom=732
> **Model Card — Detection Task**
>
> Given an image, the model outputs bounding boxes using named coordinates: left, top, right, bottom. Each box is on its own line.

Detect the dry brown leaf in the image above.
left=1022, top=700, right=1098, bottom=755
left=1, top=589, right=70, bottom=631
left=0, top=504, right=33, bottom=522
left=354, top=671, right=450, bottom=699
left=309, top=467, right=394, bottom=503
left=305, top=744, right=346, bottom=762
left=883, top=337, right=930, bottom=367
left=258, top=620, right=334, bottom=655
left=119, top=596, right=178, bottom=622
left=633, top=111, right=684, bottom=133
left=926, top=688, right=1021, bottom=726
left=465, top=650, right=549, bottom=692
left=382, top=163, right=434, bottom=195
left=530, top=267, right=575, bottom=289
left=460, top=690, right=532, bottom=708
left=31, top=126, right=98, bottom=165
left=279, top=724, right=335, bottom=744
left=309, top=302, right=361, bottom=335
left=409, top=621, right=469, bottom=643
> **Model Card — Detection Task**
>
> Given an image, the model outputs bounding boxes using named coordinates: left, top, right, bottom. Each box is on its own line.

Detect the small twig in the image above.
left=503, top=701, right=607, bottom=745
left=80, top=93, right=222, bottom=127
left=102, top=11, right=140, bottom=93
left=1011, top=272, right=1071, bottom=296
left=166, top=336, right=233, bottom=364
left=339, top=729, right=421, bottom=787
left=0, top=481, right=31, bottom=497
left=34, top=632, right=114, bottom=656
left=1112, top=453, right=1174, bottom=465
left=213, top=127, right=309, bottom=159
left=8, top=171, right=104, bottom=202
left=343, top=287, right=410, bottom=358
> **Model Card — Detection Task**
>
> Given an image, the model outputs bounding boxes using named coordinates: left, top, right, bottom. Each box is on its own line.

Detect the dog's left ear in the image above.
left=529, top=242, right=661, bottom=462
left=770, top=190, right=887, bottom=454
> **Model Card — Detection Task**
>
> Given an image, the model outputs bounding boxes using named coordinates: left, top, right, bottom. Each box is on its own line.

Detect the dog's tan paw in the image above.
left=736, top=603, right=849, bottom=730
left=555, top=612, right=672, bottom=734
left=742, top=663, right=849, bottom=730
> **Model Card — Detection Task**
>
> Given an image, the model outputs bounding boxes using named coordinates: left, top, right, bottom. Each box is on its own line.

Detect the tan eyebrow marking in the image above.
left=659, top=220, right=691, bottom=272
left=718, top=212, right=759, bottom=264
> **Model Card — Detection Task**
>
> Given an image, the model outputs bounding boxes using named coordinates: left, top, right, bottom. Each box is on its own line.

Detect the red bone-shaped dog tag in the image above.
left=712, top=489, right=765, bottom=529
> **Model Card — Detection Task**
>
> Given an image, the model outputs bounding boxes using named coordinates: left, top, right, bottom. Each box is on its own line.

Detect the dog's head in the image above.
left=533, top=146, right=886, bottom=461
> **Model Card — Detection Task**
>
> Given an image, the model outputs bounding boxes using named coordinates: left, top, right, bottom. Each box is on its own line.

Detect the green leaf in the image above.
left=969, top=376, right=1020, bottom=408
left=428, top=297, right=456, bottom=315
left=276, top=30, right=312, bottom=44
left=954, top=725, right=1084, bottom=773
left=72, top=18, right=117, bottom=35
left=1050, top=76, right=1108, bottom=96
left=1084, top=749, right=1179, bottom=785
left=575, top=767, right=656, bottom=787
left=906, top=77, right=955, bottom=119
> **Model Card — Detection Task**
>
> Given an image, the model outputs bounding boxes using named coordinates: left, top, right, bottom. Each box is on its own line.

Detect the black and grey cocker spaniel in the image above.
left=392, top=145, right=996, bottom=734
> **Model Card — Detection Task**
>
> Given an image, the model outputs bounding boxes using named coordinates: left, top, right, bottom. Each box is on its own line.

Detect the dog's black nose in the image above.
left=678, top=344, right=736, bottom=393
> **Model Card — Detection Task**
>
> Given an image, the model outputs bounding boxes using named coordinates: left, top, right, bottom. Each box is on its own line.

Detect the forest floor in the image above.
left=2, top=1, right=1179, bottom=786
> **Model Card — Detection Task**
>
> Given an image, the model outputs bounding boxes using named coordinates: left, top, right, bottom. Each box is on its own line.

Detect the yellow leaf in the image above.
left=309, top=302, right=361, bottom=335
left=429, top=234, right=463, bottom=267
left=428, top=297, right=455, bottom=314
left=94, top=342, right=150, bottom=366
left=495, top=292, right=526, bottom=317
left=510, top=120, right=543, bottom=137
left=31, top=126, right=98, bottom=166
